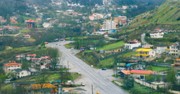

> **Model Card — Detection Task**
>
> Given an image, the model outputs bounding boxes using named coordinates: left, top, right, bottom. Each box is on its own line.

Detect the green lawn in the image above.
left=151, top=66, right=169, bottom=72
left=122, top=51, right=137, bottom=58
left=98, top=41, right=124, bottom=50
left=99, top=58, right=114, bottom=68
left=130, top=83, right=161, bottom=94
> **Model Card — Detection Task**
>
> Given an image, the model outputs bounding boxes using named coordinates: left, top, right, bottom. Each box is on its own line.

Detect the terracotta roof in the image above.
left=176, top=58, right=180, bottom=61
left=130, top=70, right=154, bottom=75
left=41, top=56, right=50, bottom=59
left=27, top=54, right=36, bottom=57
left=121, top=70, right=131, bottom=75
left=121, top=70, right=154, bottom=75
left=26, top=19, right=36, bottom=23
left=4, top=61, right=22, bottom=67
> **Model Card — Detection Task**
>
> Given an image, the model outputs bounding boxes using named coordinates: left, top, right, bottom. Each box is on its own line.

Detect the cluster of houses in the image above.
left=3, top=54, right=52, bottom=79
left=124, top=39, right=180, bottom=58
left=92, top=16, right=128, bottom=35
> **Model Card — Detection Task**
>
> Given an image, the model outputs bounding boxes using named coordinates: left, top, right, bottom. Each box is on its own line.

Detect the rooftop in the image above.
left=136, top=48, right=152, bottom=52
left=121, top=70, right=154, bottom=75
left=4, top=61, right=22, bottom=67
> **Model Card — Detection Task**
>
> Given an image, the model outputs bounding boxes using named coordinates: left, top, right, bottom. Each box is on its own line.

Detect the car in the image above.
left=101, top=68, right=107, bottom=70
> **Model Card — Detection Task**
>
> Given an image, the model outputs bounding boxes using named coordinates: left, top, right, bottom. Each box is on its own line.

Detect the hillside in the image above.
left=0, top=0, right=28, bottom=18
left=129, top=0, right=180, bottom=29
left=67, top=0, right=164, bottom=17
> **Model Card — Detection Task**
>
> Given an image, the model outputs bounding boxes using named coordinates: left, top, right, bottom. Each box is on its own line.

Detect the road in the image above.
left=47, top=41, right=128, bottom=94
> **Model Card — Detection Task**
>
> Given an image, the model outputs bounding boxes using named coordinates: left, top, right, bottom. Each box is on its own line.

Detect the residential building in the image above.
left=169, top=42, right=180, bottom=57
left=23, top=34, right=31, bottom=39
left=155, top=46, right=167, bottom=55
left=100, top=20, right=117, bottom=34
left=10, top=16, right=18, bottom=24
left=150, top=28, right=164, bottom=38
left=43, top=22, right=52, bottom=28
left=120, top=70, right=154, bottom=79
left=89, top=13, right=104, bottom=21
left=114, top=16, right=127, bottom=26
left=101, top=20, right=117, bottom=31
left=124, top=39, right=141, bottom=49
left=26, top=54, right=37, bottom=60
left=25, top=19, right=36, bottom=28
left=13, top=69, right=31, bottom=78
left=172, top=58, right=180, bottom=70
left=136, top=48, right=156, bottom=58
left=3, top=61, right=22, bottom=73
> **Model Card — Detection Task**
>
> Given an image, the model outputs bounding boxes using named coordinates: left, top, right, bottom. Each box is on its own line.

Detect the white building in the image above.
left=101, top=20, right=117, bottom=31
left=155, top=47, right=167, bottom=55
left=43, top=22, right=52, bottom=28
left=169, top=42, right=180, bottom=57
left=3, top=61, right=22, bottom=73
left=150, top=29, right=164, bottom=38
left=124, top=40, right=141, bottom=49
left=14, top=69, right=31, bottom=78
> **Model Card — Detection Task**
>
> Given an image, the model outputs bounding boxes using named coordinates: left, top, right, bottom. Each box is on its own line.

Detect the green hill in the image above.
left=128, top=0, right=180, bottom=29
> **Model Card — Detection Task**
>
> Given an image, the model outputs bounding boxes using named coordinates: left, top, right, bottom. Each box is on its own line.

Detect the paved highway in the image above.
left=47, top=41, right=128, bottom=94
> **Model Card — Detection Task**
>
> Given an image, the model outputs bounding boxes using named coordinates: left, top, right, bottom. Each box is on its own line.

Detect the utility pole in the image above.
left=91, top=84, right=94, bottom=94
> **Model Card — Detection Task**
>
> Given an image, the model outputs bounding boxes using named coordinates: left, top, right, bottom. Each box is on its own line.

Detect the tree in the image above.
left=166, top=68, right=176, bottom=89
left=123, top=76, right=134, bottom=89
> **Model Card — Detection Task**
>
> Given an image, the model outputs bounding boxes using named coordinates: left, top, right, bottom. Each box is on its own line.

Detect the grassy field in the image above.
left=15, top=72, right=80, bottom=83
left=99, top=58, right=114, bottom=68
left=97, top=41, right=124, bottom=50
left=130, top=83, right=161, bottom=94
left=122, top=51, right=137, bottom=58
left=151, top=66, right=169, bottom=72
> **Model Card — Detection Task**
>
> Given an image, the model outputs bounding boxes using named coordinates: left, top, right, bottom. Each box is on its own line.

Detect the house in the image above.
left=120, top=70, right=154, bottom=79
left=25, top=19, right=36, bottom=28
left=23, top=34, right=31, bottom=39
left=3, top=61, right=22, bottom=73
left=0, top=16, right=7, bottom=23
left=124, top=39, right=141, bottom=49
left=13, top=69, right=31, bottom=78
left=16, top=54, right=25, bottom=60
left=89, top=13, right=104, bottom=21
left=150, top=29, right=164, bottom=38
left=26, top=54, right=37, bottom=60
left=155, top=46, right=167, bottom=55
left=172, top=58, right=180, bottom=70
left=136, top=48, right=156, bottom=58
left=169, top=42, right=180, bottom=57
left=43, top=22, right=52, bottom=28
left=10, top=16, right=18, bottom=24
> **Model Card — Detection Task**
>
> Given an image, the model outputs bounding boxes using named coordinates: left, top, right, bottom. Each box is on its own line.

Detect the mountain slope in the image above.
left=129, top=0, right=180, bottom=29
left=0, top=0, right=28, bottom=18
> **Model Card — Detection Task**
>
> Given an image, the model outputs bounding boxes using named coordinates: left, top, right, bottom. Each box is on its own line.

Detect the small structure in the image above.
left=124, top=39, right=141, bottom=49
left=3, top=61, right=22, bottom=73
left=136, top=48, right=156, bottom=58
left=25, top=19, right=36, bottom=28
left=169, top=42, right=180, bottom=57
left=13, top=69, right=31, bottom=78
